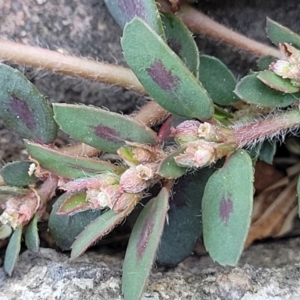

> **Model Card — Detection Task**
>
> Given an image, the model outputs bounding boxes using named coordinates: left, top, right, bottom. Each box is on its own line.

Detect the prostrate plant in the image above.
left=1, top=1, right=300, bottom=299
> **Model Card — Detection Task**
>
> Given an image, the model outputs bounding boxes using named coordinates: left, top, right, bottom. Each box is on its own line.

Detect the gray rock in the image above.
left=1, top=238, right=300, bottom=299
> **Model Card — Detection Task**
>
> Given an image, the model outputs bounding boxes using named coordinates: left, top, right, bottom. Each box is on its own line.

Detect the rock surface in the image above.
left=1, top=238, right=300, bottom=299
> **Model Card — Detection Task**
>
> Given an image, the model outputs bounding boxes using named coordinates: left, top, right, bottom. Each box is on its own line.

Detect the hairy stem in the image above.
left=158, top=0, right=280, bottom=58
left=233, top=110, right=300, bottom=147
left=0, top=39, right=145, bottom=94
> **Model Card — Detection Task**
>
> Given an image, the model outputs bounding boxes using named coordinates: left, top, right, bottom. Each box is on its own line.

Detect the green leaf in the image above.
left=24, top=213, right=39, bottom=252
left=0, top=161, right=38, bottom=187
left=234, top=73, right=299, bottom=107
left=258, top=140, right=276, bottom=164
left=0, top=224, right=12, bottom=239
left=267, top=18, right=300, bottom=48
left=53, top=104, right=158, bottom=153
left=0, top=186, right=28, bottom=195
left=48, top=192, right=102, bottom=251
left=298, top=175, right=300, bottom=218
left=202, top=150, right=253, bottom=266
left=0, top=64, right=57, bottom=143
left=25, top=141, right=120, bottom=178
left=122, top=17, right=214, bottom=120
left=4, top=225, right=23, bottom=276
left=162, top=13, right=199, bottom=78
left=256, top=56, right=276, bottom=71
left=122, top=188, right=169, bottom=300
left=199, top=55, right=238, bottom=105
left=70, top=193, right=141, bottom=258
left=57, top=192, right=89, bottom=215
left=156, top=167, right=215, bottom=266
left=104, top=0, right=165, bottom=39
left=257, top=71, right=299, bottom=93
left=157, top=149, right=187, bottom=179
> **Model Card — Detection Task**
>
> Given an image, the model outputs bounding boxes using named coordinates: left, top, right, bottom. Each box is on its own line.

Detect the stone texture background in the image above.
left=1, top=0, right=300, bottom=299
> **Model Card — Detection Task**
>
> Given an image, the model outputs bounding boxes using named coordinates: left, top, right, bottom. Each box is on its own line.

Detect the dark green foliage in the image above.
left=0, top=161, right=38, bottom=187
left=267, top=18, right=300, bottom=48
left=4, top=226, right=22, bottom=276
left=199, top=55, right=238, bottom=105
left=162, top=13, right=199, bottom=78
left=25, top=214, right=39, bottom=252
left=156, top=167, right=215, bottom=266
left=48, top=193, right=102, bottom=251
left=234, top=73, right=300, bottom=107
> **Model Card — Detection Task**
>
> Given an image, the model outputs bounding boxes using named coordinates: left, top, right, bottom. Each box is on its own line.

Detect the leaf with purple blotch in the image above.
left=202, top=150, right=253, bottom=266
left=267, top=18, right=300, bottom=48
left=70, top=193, right=141, bottom=259
left=234, top=73, right=300, bottom=107
left=122, top=18, right=214, bottom=120
left=57, top=192, right=90, bottom=215
left=104, top=0, right=165, bottom=39
left=122, top=188, right=169, bottom=300
left=199, top=55, right=238, bottom=105
left=53, top=104, right=158, bottom=153
left=0, top=64, right=57, bottom=143
left=4, top=225, right=22, bottom=276
left=25, top=140, right=121, bottom=179
left=25, top=213, right=39, bottom=253
left=257, top=70, right=299, bottom=93
left=156, top=167, right=215, bottom=266
left=162, top=13, right=199, bottom=78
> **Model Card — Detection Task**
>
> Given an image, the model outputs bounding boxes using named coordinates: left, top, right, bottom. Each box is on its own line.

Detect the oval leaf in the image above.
left=234, top=73, right=299, bottom=107
left=48, top=192, right=102, bottom=251
left=202, top=150, right=253, bottom=266
left=199, top=55, right=238, bottom=105
left=71, top=193, right=141, bottom=258
left=162, top=13, right=199, bottom=78
left=57, top=192, right=89, bottom=215
left=156, top=167, right=215, bottom=266
left=0, top=161, right=38, bottom=187
left=267, top=18, right=300, bottom=48
left=257, top=70, right=299, bottom=93
left=259, top=140, right=276, bottom=165
left=256, top=55, right=276, bottom=71
left=25, top=141, right=120, bottom=178
left=4, top=225, right=23, bottom=276
left=122, top=188, right=169, bottom=300
left=104, top=0, right=165, bottom=39
left=0, top=224, right=12, bottom=240
left=53, top=104, right=157, bottom=153
left=157, top=150, right=187, bottom=179
left=24, top=213, right=39, bottom=252
left=0, top=64, right=57, bottom=143
left=122, top=17, right=214, bottom=120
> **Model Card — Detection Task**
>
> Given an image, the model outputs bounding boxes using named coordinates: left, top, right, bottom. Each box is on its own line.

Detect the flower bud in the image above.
left=171, top=120, right=201, bottom=145
left=174, top=142, right=215, bottom=168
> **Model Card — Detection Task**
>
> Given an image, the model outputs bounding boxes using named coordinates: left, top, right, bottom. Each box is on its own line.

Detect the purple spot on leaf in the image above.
left=147, top=60, right=179, bottom=91
left=137, top=215, right=155, bottom=260
left=167, top=38, right=181, bottom=56
left=219, top=197, right=233, bottom=226
left=9, top=95, right=36, bottom=130
left=118, top=0, right=146, bottom=21
left=92, top=125, right=123, bottom=143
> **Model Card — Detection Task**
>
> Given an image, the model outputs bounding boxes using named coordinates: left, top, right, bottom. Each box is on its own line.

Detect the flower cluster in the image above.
left=171, top=120, right=237, bottom=168
left=270, top=43, right=300, bottom=87
left=0, top=191, right=39, bottom=229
